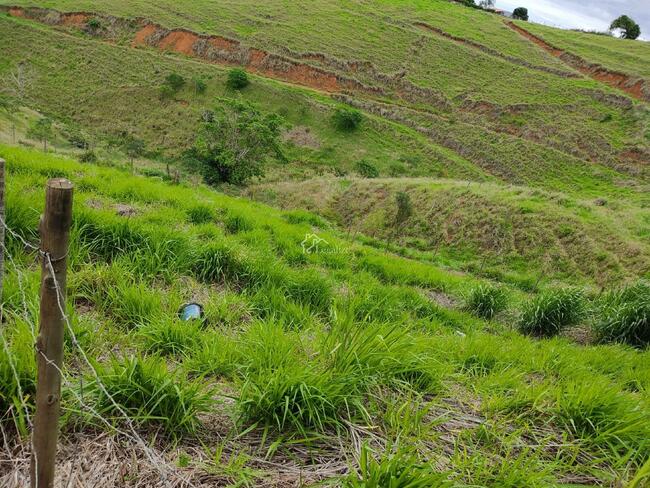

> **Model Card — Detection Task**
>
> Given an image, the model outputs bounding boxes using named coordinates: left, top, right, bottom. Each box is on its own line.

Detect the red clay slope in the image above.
left=506, top=21, right=649, bottom=103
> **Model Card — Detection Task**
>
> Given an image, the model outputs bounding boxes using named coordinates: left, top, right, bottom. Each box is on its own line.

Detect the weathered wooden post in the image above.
left=30, top=178, right=74, bottom=488
left=0, top=158, right=4, bottom=309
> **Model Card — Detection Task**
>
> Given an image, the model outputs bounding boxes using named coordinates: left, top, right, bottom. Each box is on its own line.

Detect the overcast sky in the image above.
left=496, top=0, right=650, bottom=40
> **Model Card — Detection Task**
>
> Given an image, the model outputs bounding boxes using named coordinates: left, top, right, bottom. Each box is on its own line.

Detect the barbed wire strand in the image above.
left=1, top=217, right=198, bottom=487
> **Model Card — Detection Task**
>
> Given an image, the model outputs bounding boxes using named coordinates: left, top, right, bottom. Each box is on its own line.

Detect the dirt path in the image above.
left=505, top=21, right=649, bottom=103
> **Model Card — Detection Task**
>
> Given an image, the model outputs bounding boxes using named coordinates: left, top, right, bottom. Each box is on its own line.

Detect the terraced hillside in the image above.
left=1, top=1, right=649, bottom=188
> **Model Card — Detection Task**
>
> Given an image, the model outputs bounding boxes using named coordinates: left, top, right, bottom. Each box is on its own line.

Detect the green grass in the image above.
left=87, top=355, right=213, bottom=436
left=517, top=288, right=586, bottom=337
left=0, top=5, right=648, bottom=197
left=520, top=20, right=650, bottom=78
left=0, top=0, right=648, bottom=482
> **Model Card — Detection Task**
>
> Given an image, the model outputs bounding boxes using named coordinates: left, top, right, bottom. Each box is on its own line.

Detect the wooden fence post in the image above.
left=30, top=178, right=74, bottom=488
left=0, top=158, right=5, bottom=313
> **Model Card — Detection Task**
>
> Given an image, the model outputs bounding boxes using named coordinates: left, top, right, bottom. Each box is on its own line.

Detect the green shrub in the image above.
left=192, top=76, right=207, bottom=94
left=189, top=99, right=283, bottom=185
left=86, top=18, right=102, bottom=31
left=88, top=356, right=213, bottom=435
left=594, top=281, right=649, bottom=347
left=333, top=107, right=363, bottom=131
left=226, top=68, right=249, bottom=90
left=355, top=160, right=379, bottom=178
left=164, top=73, right=186, bottom=91
left=464, top=284, right=508, bottom=320
left=512, top=7, right=528, bottom=21
left=159, top=84, right=176, bottom=101
left=79, top=150, right=97, bottom=163
left=517, top=288, right=585, bottom=337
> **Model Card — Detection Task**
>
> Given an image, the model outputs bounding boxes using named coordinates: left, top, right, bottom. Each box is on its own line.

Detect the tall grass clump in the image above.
left=224, top=212, right=254, bottom=234
left=139, top=318, right=202, bottom=356
left=593, top=281, right=649, bottom=347
left=517, top=288, right=585, bottom=337
left=104, top=282, right=164, bottom=329
left=185, top=332, right=243, bottom=380
left=237, top=365, right=363, bottom=435
left=88, top=356, right=213, bottom=436
left=463, top=284, right=507, bottom=319
left=343, top=444, right=450, bottom=487
left=553, top=381, right=650, bottom=463
left=186, top=204, right=215, bottom=225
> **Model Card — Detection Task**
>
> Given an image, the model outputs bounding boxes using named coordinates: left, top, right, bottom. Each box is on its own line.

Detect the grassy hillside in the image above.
left=1, top=3, right=648, bottom=190
left=0, top=14, right=484, bottom=180
left=1, top=145, right=649, bottom=487
left=519, top=21, right=650, bottom=79
left=247, top=177, right=650, bottom=287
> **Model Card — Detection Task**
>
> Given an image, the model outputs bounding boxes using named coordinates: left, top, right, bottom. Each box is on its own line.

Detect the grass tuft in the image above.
left=463, top=283, right=508, bottom=319
left=593, top=280, right=649, bottom=347
left=517, top=288, right=585, bottom=337
left=88, top=355, right=213, bottom=436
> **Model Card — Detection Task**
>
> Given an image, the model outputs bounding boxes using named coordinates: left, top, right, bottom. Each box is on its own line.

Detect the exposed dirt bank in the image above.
left=3, top=5, right=384, bottom=96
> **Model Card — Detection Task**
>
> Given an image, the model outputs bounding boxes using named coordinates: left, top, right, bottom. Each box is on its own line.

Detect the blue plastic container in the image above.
left=178, top=303, right=204, bottom=322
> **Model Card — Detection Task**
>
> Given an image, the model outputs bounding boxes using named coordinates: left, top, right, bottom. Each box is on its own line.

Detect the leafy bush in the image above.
left=355, top=160, right=379, bottom=178
left=610, top=15, right=641, bottom=40
left=593, top=281, right=649, bottom=347
left=192, top=76, right=207, bottom=94
left=517, top=288, right=585, bottom=337
left=226, top=68, right=249, bottom=90
left=79, top=150, right=97, bottom=163
left=333, top=107, right=363, bottom=131
left=89, top=356, right=213, bottom=435
left=86, top=18, right=102, bottom=32
left=464, top=284, right=508, bottom=319
left=164, top=73, right=186, bottom=91
left=188, top=99, right=284, bottom=185
left=159, top=84, right=176, bottom=101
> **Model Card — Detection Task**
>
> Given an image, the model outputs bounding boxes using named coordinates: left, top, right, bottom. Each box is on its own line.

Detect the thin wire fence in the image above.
left=0, top=216, right=197, bottom=487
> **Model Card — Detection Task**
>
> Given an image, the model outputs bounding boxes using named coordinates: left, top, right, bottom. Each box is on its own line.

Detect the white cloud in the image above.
left=496, top=0, right=649, bottom=40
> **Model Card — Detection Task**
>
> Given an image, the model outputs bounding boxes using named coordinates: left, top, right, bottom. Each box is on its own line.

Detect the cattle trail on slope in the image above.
left=505, top=21, right=649, bottom=102
left=414, top=22, right=579, bottom=78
